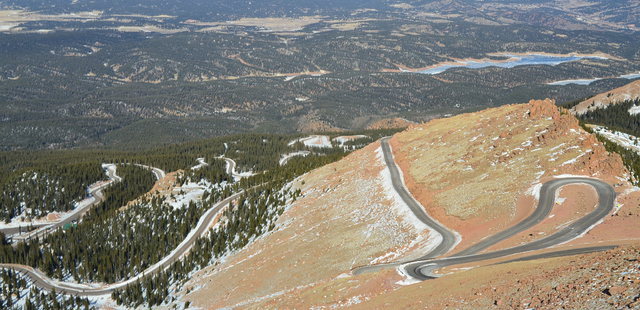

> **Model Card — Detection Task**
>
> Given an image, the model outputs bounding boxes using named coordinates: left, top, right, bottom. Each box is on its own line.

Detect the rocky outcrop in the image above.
left=527, top=99, right=626, bottom=177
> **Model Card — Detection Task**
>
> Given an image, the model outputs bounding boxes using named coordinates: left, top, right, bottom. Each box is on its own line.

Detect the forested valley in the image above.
left=0, top=129, right=396, bottom=307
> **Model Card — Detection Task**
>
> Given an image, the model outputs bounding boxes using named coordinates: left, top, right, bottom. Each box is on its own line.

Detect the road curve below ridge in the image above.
left=352, top=138, right=459, bottom=275
left=452, top=178, right=612, bottom=257
left=380, top=137, right=459, bottom=259
left=134, top=164, right=166, bottom=180
left=402, top=178, right=615, bottom=280
left=0, top=192, right=243, bottom=296
left=219, top=156, right=254, bottom=180
left=356, top=138, right=617, bottom=280
left=9, top=164, right=121, bottom=243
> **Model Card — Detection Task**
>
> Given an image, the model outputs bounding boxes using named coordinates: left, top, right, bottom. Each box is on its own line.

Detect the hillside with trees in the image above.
left=579, top=98, right=640, bottom=137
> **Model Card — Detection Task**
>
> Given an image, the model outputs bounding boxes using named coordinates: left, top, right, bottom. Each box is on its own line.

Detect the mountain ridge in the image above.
left=173, top=98, right=640, bottom=308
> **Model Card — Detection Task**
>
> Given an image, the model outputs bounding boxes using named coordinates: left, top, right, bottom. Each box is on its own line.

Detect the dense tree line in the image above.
left=560, top=96, right=594, bottom=109
left=0, top=132, right=298, bottom=222
left=111, top=151, right=346, bottom=307
left=112, top=184, right=299, bottom=307
left=0, top=165, right=157, bottom=282
left=0, top=162, right=104, bottom=222
left=0, top=129, right=381, bottom=306
left=2, top=18, right=637, bottom=150
left=181, top=158, right=230, bottom=185
left=579, top=99, right=640, bottom=137
left=582, top=124, right=640, bottom=185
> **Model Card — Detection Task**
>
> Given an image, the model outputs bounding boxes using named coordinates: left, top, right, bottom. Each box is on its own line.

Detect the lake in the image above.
left=408, top=54, right=605, bottom=75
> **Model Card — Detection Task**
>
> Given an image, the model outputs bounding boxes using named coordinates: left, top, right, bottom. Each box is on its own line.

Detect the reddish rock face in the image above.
left=528, top=98, right=560, bottom=120
left=526, top=98, right=626, bottom=177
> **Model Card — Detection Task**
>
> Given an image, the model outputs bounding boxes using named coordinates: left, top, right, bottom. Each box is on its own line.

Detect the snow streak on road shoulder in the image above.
left=372, top=146, right=442, bottom=284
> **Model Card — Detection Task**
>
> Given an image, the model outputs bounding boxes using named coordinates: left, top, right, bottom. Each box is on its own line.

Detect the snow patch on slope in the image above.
left=288, top=135, right=332, bottom=148
left=369, top=147, right=443, bottom=278
left=279, top=151, right=310, bottom=166
left=592, top=126, right=640, bottom=155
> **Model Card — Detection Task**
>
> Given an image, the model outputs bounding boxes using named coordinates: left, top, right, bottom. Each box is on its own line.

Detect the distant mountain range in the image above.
left=3, top=0, right=638, bottom=31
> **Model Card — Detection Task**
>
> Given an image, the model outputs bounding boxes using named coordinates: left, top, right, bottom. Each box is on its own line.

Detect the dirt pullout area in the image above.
left=390, top=98, right=628, bottom=252
left=572, top=79, right=640, bottom=115
left=365, top=117, right=415, bottom=130
left=179, top=142, right=436, bottom=308
left=354, top=244, right=640, bottom=309
left=120, top=170, right=180, bottom=210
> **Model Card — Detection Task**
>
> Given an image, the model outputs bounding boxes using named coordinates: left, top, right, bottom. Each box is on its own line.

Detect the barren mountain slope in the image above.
left=176, top=99, right=640, bottom=308
left=389, top=98, right=628, bottom=251
left=355, top=244, right=640, bottom=309
left=178, top=142, right=439, bottom=308
left=572, top=79, right=640, bottom=115
left=241, top=99, right=640, bottom=308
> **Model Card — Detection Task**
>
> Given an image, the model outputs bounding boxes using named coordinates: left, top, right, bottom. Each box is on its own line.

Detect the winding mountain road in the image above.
left=8, top=164, right=121, bottom=243
left=357, top=138, right=617, bottom=280
left=380, top=137, right=458, bottom=259
left=403, top=176, right=615, bottom=280
left=451, top=178, right=615, bottom=257
left=134, top=164, right=166, bottom=180
left=1, top=191, right=243, bottom=295
left=8, top=163, right=165, bottom=243
left=218, top=156, right=254, bottom=180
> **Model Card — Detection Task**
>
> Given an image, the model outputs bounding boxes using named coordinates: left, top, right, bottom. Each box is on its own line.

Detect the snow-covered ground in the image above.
left=547, top=78, right=602, bottom=86
left=0, top=271, right=116, bottom=309
left=592, top=126, right=640, bottom=154
left=0, top=164, right=120, bottom=234
left=0, top=213, right=53, bottom=231
left=332, top=135, right=368, bottom=147
left=3, top=181, right=239, bottom=299
left=620, top=72, right=640, bottom=79
left=628, top=105, right=640, bottom=116
left=279, top=151, right=311, bottom=166
left=0, top=23, right=18, bottom=31
left=287, top=135, right=332, bottom=148
left=102, top=163, right=122, bottom=182
left=232, top=171, right=255, bottom=181
left=220, top=156, right=255, bottom=181
left=372, top=146, right=453, bottom=285
left=169, top=180, right=227, bottom=210
left=191, top=158, right=208, bottom=170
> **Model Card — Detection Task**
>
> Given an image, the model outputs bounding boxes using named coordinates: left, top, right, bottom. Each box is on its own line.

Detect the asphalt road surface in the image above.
left=9, top=164, right=121, bottom=243
left=134, top=164, right=166, bottom=180
left=452, top=178, right=614, bottom=257
left=380, top=137, right=458, bottom=259
left=352, top=137, right=459, bottom=275
left=356, top=138, right=617, bottom=280
left=1, top=191, right=243, bottom=295
left=0, top=223, right=48, bottom=236
left=403, top=176, right=615, bottom=279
